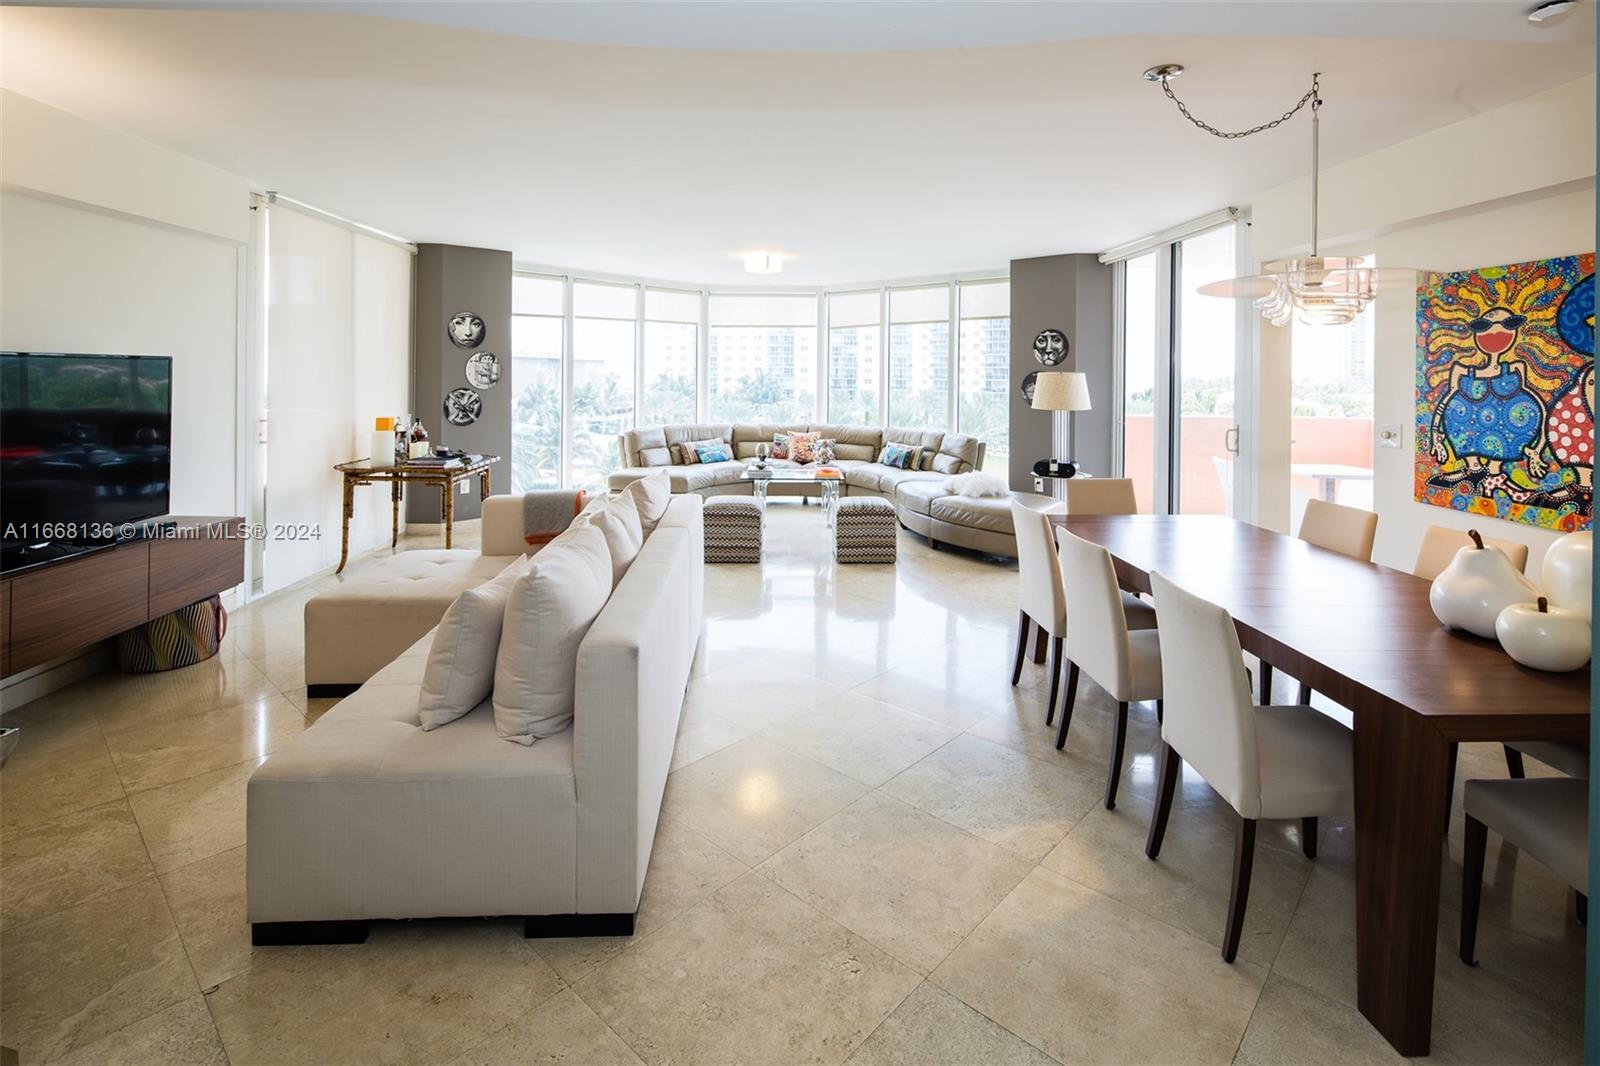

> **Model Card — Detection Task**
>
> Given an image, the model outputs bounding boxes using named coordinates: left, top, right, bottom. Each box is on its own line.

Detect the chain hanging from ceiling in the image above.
left=1151, top=70, right=1321, bottom=140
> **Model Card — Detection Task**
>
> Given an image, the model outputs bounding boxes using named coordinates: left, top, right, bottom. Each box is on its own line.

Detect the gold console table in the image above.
left=333, top=455, right=500, bottom=573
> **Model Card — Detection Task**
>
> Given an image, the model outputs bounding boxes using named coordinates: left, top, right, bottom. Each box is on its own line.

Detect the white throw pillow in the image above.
left=624, top=472, right=672, bottom=536
left=493, top=522, right=612, bottom=745
left=945, top=471, right=1008, bottom=498
left=591, top=493, right=644, bottom=586
left=417, top=556, right=530, bottom=730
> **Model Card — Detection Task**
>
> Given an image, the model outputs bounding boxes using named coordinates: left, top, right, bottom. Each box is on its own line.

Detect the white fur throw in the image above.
left=944, top=471, right=1008, bottom=498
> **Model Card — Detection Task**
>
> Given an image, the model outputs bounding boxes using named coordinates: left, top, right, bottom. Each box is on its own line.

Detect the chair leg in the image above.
left=1030, top=623, right=1047, bottom=664
left=1155, top=699, right=1163, bottom=726
left=1102, top=701, right=1129, bottom=809
left=1503, top=746, right=1526, bottom=779
left=1010, top=611, right=1030, bottom=687
left=1145, top=742, right=1181, bottom=859
left=1460, top=815, right=1487, bottom=966
left=1045, top=636, right=1065, bottom=727
left=1443, top=742, right=1459, bottom=831
left=1054, top=663, right=1080, bottom=747
left=1259, top=662, right=1273, bottom=704
left=1222, top=817, right=1257, bottom=963
left=1577, top=892, right=1587, bottom=927
left=1300, top=816, right=1317, bottom=861
left=1296, top=681, right=1311, bottom=705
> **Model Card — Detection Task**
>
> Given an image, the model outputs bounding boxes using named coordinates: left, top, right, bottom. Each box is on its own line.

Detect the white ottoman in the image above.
left=704, top=498, right=763, bottom=563
left=835, top=497, right=897, bottom=563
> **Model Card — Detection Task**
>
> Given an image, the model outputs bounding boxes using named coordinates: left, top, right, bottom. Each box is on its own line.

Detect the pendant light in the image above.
left=1145, top=65, right=1422, bottom=326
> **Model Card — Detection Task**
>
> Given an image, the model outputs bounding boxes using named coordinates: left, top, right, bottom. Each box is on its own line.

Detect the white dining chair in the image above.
left=1012, top=502, right=1154, bottom=730
left=1146, top=570, right=1356, bottom=963
left=1055, top=529, right=1161, bottom=810
left=1413, top=524, right=1529, bottom=582
left=1272, top=499, right=1380, bottom=704
left=1461, top=777, right=1589, bottom=965
left=1063, top=477, right=1139, bottom=515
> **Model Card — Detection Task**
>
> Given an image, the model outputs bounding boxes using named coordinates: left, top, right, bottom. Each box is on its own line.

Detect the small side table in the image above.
left=333, top=455, right=500, bottom=573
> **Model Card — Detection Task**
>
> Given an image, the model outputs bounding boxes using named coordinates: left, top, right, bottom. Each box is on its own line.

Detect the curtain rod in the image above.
left=256, top=191, right=417, bottom=252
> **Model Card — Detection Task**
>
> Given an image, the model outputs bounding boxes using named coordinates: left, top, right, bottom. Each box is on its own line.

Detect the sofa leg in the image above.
left=523, top=912, right=636, bottom=938
left=306, top=683, right=361, bottom=699
left=252, top=920, right=369, bottom=946
left=929, top=538, right=940, bottom=551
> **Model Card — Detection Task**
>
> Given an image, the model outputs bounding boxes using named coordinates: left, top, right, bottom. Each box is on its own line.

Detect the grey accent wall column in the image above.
left=1008, top=253, right=1113, bottom=492
left=409, top=244, right=512, bottom=523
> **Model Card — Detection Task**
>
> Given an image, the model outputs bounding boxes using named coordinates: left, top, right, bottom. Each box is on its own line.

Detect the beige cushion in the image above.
left=418, top=557, right=531, bottom=730
left=620, top=427, right=668, bottom=467
left=591, top=493, right=644, bottom=586
left=933, top=432, right=981, bottom=474
left=494, top=523, right=613, bottom=745
left=1464, top=777, right=1589, bottom=891
left=929, top=493, right=1014, bottom=533
left=624, top=472, right=672, bottom=535
left=895, top=479, right=946, bottom=517
left=639, top=447, right=674, bottom=467
left=812, top=424, right=883, bottom=462
left=1254, top=706, right=1356, bottom=820
left=304, top=551, right=519, bottom=687
left=1507, top=740, right=1588, bottom=777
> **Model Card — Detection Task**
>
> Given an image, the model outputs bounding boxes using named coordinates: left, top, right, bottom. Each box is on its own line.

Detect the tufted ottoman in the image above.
left=703, top=498, right=763, bottom=563
left=834, top=497, right=897, bottom=563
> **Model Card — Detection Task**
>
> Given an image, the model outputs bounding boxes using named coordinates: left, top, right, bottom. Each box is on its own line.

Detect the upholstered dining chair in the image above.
left=1012, top=501, right=1155, bottom=731
left=1146, top=571, right=1355, bottom=963
left=1461, top=777, right=1589, bottom=966
left=1413, top=524, right=1529, bottom=581
left=1269, top=499, right=1380, bottom=704
left=1063, top=477, right=1139, bottom=515
left=1055, top=529, right=1162, bottom=809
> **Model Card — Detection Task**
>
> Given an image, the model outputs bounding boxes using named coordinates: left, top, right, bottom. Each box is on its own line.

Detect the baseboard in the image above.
left=306, top=683, right=361, bottom=699
left=252, top=920, right=370, bottom=946
left=523, top=912, right=636, bottom=938
left=0, top=642, right=113, bottom=711
left=250, top=912, right=637, bottom=946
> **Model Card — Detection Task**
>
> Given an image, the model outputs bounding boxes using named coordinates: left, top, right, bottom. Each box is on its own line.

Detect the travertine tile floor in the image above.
left=0, top=504, right=1587, bottom=1065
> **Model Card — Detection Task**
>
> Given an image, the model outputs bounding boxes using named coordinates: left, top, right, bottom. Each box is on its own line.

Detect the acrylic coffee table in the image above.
left=739, top=466, right=844, bottom=527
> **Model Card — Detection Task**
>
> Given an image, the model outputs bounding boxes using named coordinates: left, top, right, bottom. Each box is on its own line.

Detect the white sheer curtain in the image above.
left=261, top=204, right=411, bottom=592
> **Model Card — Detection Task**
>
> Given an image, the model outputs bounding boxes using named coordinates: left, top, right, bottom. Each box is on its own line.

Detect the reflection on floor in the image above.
left=0, top=502, right=1586, bottom=1064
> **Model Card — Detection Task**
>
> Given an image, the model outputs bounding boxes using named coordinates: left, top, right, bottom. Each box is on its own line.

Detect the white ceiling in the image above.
left=2, top=4, right=1594, bottom=285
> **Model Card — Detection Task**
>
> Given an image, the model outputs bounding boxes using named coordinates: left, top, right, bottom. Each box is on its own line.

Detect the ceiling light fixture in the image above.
left=1146, top=66, right=1424, bottom=326
left=743, top=252, right=784, bottom=274
left=1527, top=0, right=1578, bottom=23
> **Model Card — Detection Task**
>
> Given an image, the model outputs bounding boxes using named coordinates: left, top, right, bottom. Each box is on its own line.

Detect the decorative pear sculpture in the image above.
left=1539, top=530, right=1591, bottom=621
left=1428, top=529, right=1541, bottom=639
left=1495, top=596, right=1592, bottom=672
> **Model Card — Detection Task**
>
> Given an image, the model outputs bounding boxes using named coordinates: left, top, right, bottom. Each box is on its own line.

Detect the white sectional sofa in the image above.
left=249, top=492, right=704, bottom=943
left=609, top=422, right=1054, bottom=557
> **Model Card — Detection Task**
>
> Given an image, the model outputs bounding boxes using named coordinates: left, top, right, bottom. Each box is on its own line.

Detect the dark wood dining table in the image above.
left=1047, top=513, right=1590, bottom=1057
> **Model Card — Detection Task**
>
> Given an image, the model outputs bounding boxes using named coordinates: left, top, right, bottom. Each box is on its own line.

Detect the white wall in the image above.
left=1250, top=76, right=1595, bottom=574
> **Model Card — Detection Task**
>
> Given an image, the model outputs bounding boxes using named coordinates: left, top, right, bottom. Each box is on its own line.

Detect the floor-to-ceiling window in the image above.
left=1290, top=277, right=1375, bottom=525
left=707, top=293, right=818, bottom=423
left=957, top=279, right=1010, bottom=473
left=570, top=281, right=637, bottom=490
left=888, top=285, right=950, bottom=428
left=642, top=287, right=698, bottom=427
left=1113, top=217, right=1247, bottom=515
left=511, top=274, right=564, bottom=492
left=827, top=290, right=881, bottom=425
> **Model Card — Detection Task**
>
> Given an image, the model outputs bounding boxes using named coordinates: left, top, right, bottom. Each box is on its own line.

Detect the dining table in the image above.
left=1046, top=513, right=1590, bottom=1057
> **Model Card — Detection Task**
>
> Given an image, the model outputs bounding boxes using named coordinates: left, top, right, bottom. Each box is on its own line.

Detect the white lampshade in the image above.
left=1032, top=371, right=1091, bottom=412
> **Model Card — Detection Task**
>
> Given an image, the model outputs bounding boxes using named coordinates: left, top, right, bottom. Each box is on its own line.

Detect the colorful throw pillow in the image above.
left=788, top=431, right=821, bottom=464
left=771, top=433, right=791, bottom=459
left=879, top=442, right=921, bottom=470
left=692, top=439, right=732, bottom=463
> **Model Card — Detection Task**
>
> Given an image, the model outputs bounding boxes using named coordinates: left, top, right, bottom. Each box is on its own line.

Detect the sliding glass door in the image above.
left=1115, top=221, right=1249, bottom=517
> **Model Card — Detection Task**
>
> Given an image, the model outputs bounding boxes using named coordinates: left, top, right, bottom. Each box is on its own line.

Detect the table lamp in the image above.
left=1031, top=371, right=1090, bottom=478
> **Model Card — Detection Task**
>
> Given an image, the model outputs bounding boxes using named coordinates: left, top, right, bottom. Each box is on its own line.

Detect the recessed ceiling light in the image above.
left=1528, top=0, right=1578, bottom=23
left=743, top=252, right=784, bottom=274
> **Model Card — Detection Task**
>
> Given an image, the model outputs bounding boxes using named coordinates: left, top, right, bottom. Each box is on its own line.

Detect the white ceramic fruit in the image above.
left=1495, top=596, right=1592, bottom=672
left=1540, top=530, right=1591, bottom=620
left=1429, top=529, right=1542, bottom=639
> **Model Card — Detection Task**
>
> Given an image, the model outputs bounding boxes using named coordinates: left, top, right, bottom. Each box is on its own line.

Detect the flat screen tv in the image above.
left=1, top=352, right=173, bottom=559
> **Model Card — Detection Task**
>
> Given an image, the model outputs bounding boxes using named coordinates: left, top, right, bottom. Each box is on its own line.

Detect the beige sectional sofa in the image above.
left=250, top=492, right=704, bottom=942
left=609, top=422, right=1051, bottom=557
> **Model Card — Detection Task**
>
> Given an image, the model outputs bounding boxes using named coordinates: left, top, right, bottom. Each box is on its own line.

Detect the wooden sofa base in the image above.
left=252, top=912, right=637, bottom=946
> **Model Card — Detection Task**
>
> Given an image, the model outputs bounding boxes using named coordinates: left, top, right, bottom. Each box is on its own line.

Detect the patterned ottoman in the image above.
left=704, top=497, right=763, bottom=563
left=834, top=497, right=897, bottom=563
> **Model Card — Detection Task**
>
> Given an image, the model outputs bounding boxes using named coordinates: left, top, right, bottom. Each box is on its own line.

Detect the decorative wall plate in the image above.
left=464, top=351, right=501, bottom=389
left=1020, top=371, right=1039, bottom=402
left=448, top=311, right=486, bottom=349
left=443, top=387, right=482, bottom=426
left=1033, top=329, right=1068, bottom=366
